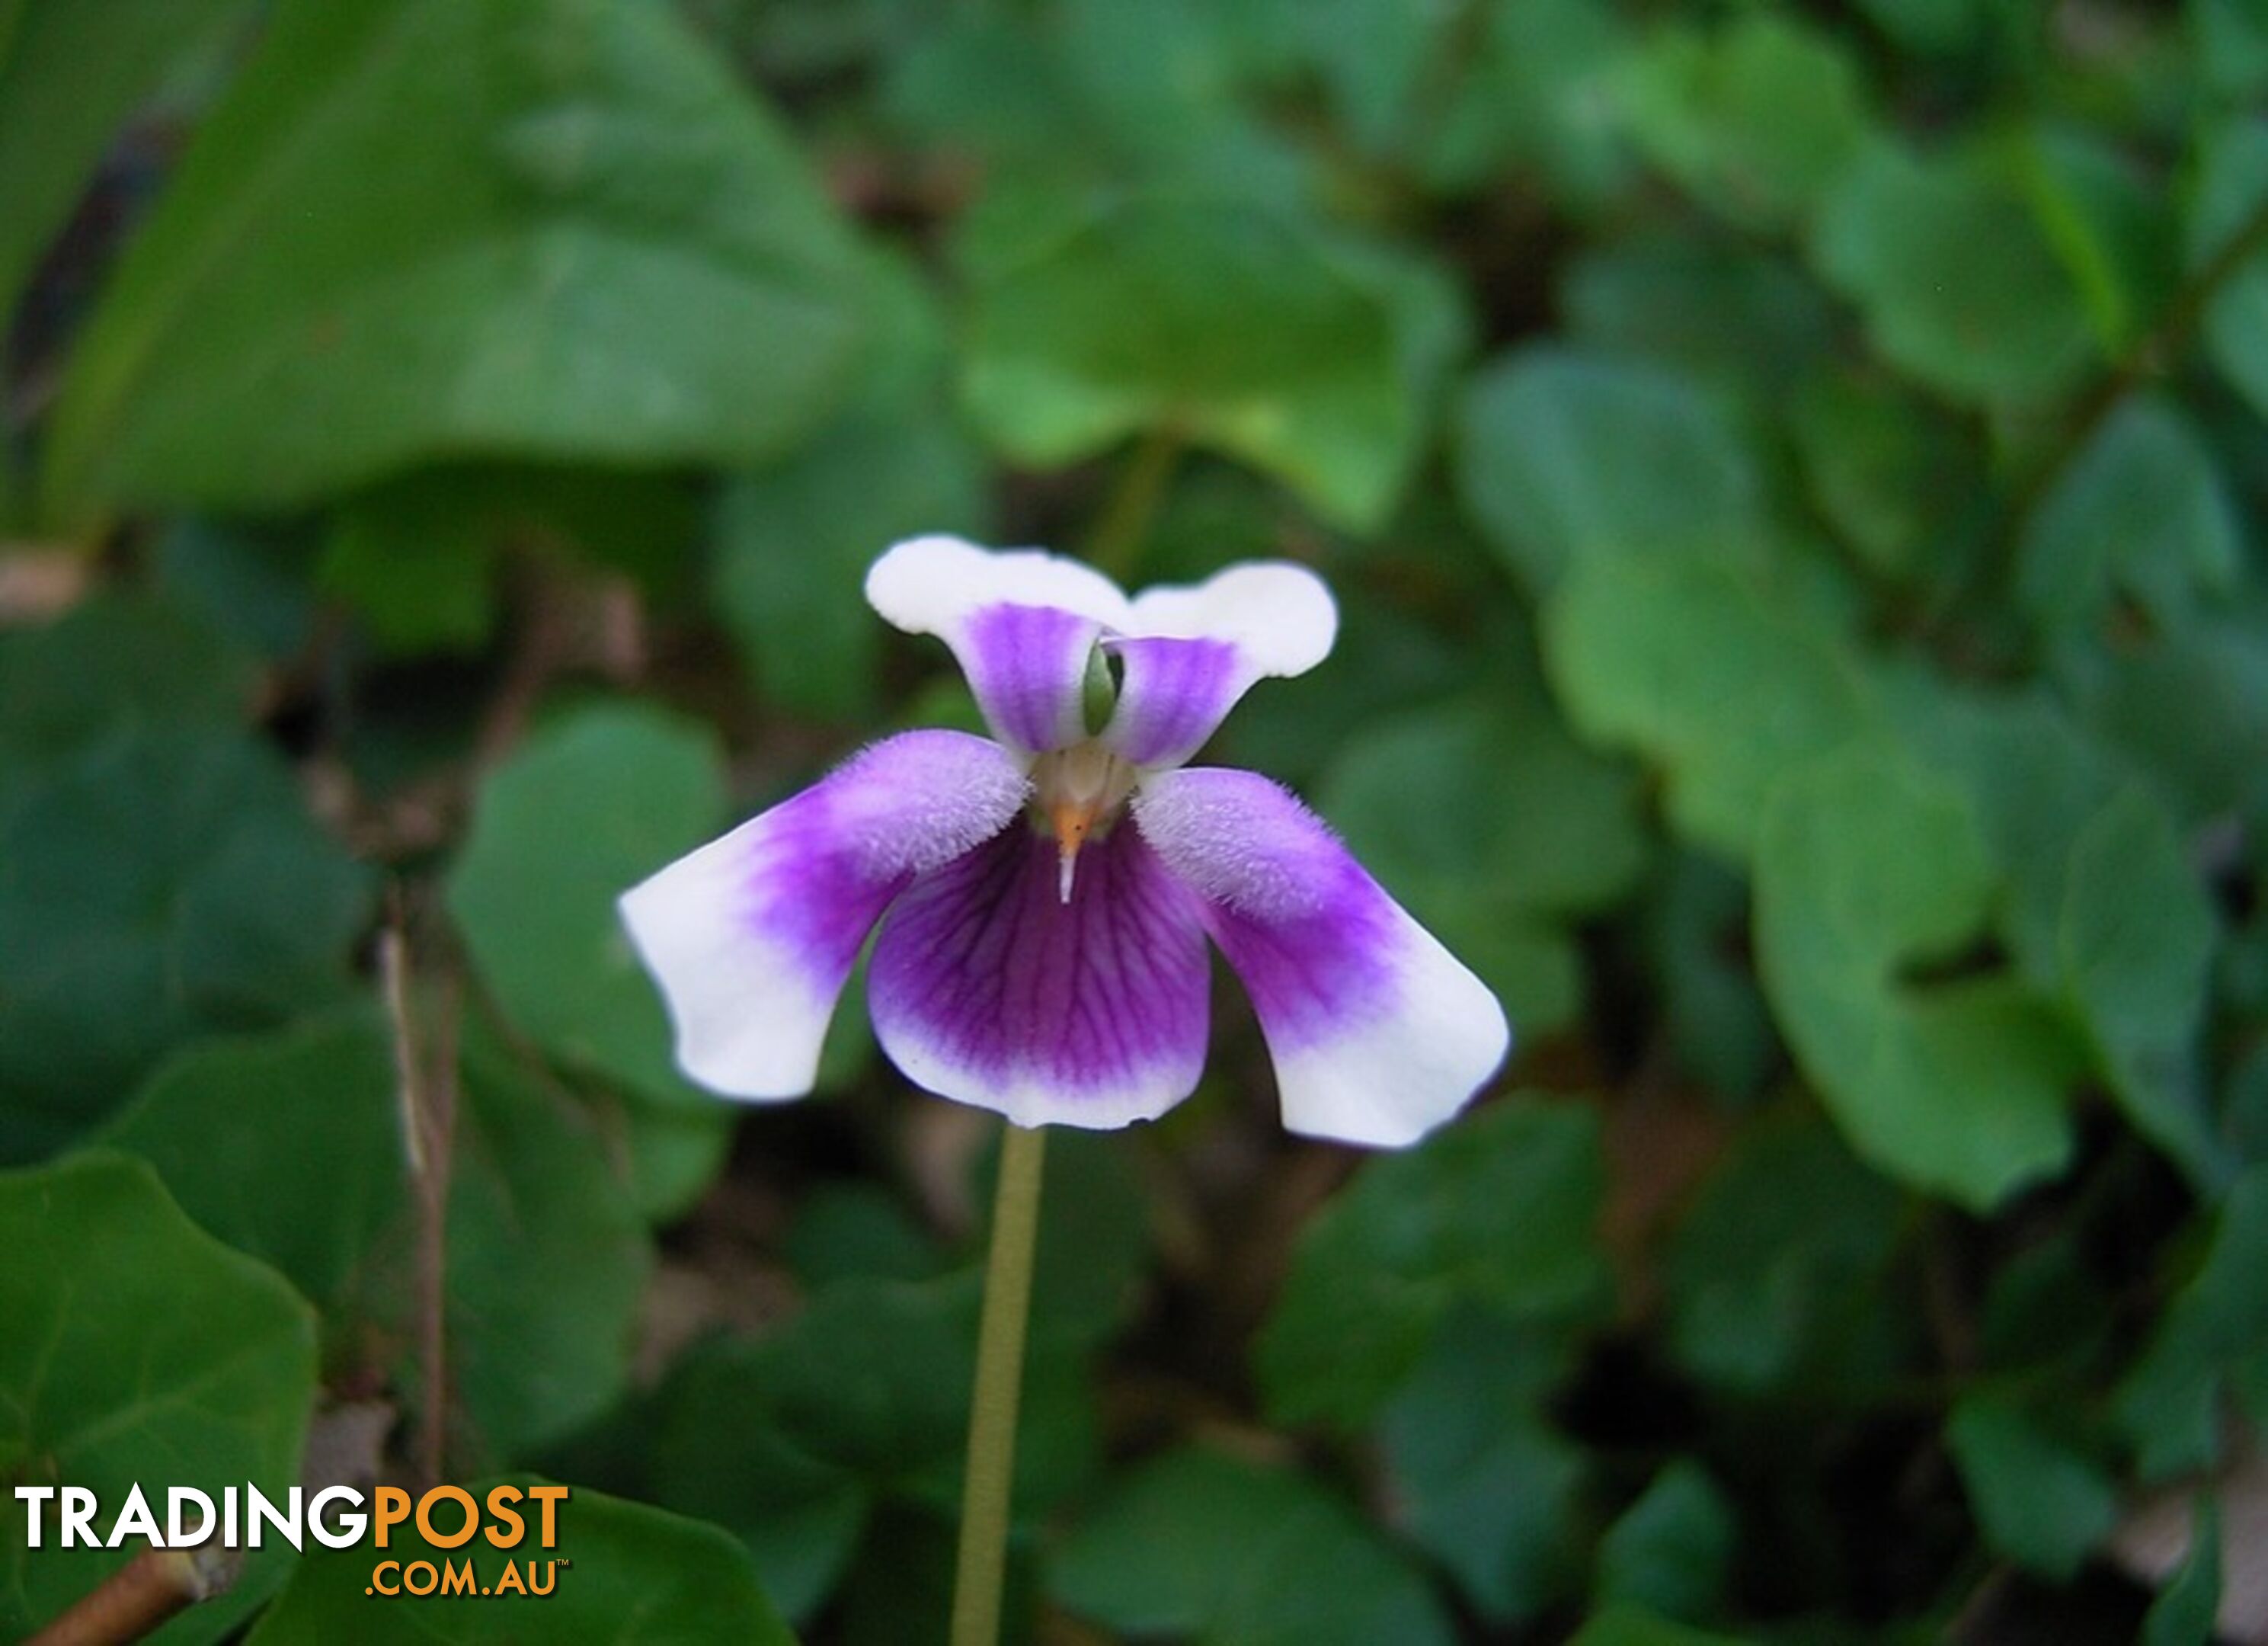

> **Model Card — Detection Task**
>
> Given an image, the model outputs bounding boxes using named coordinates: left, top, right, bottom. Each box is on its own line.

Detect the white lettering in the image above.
left=166, top=1488, right=215, bottom=1548
left=108, top=1485, right=160, bottom=1548
left=13, top=1486, right=54, bottom=1547
left=308, top=1486, right=365, bottom=1549
left=223, top=1486, right=238, bottom=1548
left=59, top=1487, right=96, bottom=1547
left=248, top=1484, right=302, bottom=1551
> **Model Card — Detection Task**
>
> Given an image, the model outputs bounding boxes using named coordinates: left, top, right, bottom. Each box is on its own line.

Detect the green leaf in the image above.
left=1979, top=1227, right=2113, bottom=1375
left=1663, top=1114, right=1906, bottom=1393
left=41, top=0, right=870, bottom=519
left=2017, top=397, right=2240, bottom=646
left=448, top=700, right=728, bottom=1110
left=1754, top=751, right=2084, bottom=1209
left=961, top=194, right=1459, bottom=532
left=154, top=520, right=321, bottom=663
left=1885, top=688, right=2227, bottom=1187
left=715, top=411, right=986, bottom=722
left=1214, top=593, right=1479, bottom=788
left=1595, top=1460, right=1735, bottom=1624
left=1242, top=0, right=1441, bottom=156
left=318, top=484, right=500, bottom=656
left=2197, top=0, right=2268, bottom=101
left=1052, top=1446, right=1457, bottom=1646
left=2062, top=602, right=2268, bottom=821
left=2116, top=1166, right=2268, bottom=1479
left=1456, top=347, right=1760, bottom=594
left=1946, top=1395, right=2118, bottom=1580
left=323, top=462, right=704, bottom=656
left=440, top=1032, right=656, bottom=1465
left=650, top=1341, right=870, bottom=1623
left=1320, top=690, right=1647, bottom=1034
left=1812, top=137, right=2097, bottom=405
left=247, top=1477, right=798, bottom=1644
left=745, top=1273, right=980, bottom=1494
left=1788, top=369, right=1985, bottom=582
left=0, top=1151, right=317, bottom=1644
left=1568, top=1605, right=1757, bottom=1646
left=101, top=1011, right=405, bottom=1356
left=1543, top=556, right=1881, bottom=863
left=1645, top=853, right=1780, bottom=1102
left=1413, top=0, right=1635, bottom=203
left=0, top=591, right=258, bottom=825
left=95, top=1003, right=651, bottom=1466
left=0, top=0, right=248, bottom=315
left=1206, top=1497, right=1460, bottom=1646
left=1848, top=0, right=1989, bottom=55
left=1614, top=12, right=1868, bottom=232
left=2193, top=117, right=2268, bottom=424
left=2142, top=1497, right=2223, bottom=1646
left=1563, top=237, right=1838, bottom=401
left=710, top=248, right=987, bottom=725
left=0, top=725, right=373, bottom=1158
left=2056, top=789, right=2226, bottom=1186
left=1051, top=1446, right=1319, bottom=1638
left=2019, top=126, right=2179, bottom=356
left=1380, top=1311, right=1587, bottom=1622
left=784, top=1183, right=945, bottom=1289
left=1258, top=1098, right=1611, bottom=1428
left=1020, top=1129, right=1153, bottom=1353
left=609, top=1097, right=737, bottom=1225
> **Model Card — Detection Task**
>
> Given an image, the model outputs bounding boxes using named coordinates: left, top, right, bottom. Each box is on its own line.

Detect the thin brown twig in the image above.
left=382, top=908, right=461, bottom=1491
left=24, top=1550, right=213, bottom=1646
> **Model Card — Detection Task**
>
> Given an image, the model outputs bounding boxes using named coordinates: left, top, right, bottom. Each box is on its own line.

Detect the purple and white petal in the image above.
left=867, top=821, right=1212, bottom=1129
left=1133, top=767, right=1508, bottom=1147
left=619, top=731, right=1029, bottom=1101
left=1103, top=562, right=1339, bottom=768
left=866, top=535, right=1136, bottom=757
left=1126, top=561, right=1337, bottom=672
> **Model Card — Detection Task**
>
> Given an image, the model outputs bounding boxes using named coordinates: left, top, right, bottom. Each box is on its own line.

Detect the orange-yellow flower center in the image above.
left=1029, top=741, right=1137, bottom=902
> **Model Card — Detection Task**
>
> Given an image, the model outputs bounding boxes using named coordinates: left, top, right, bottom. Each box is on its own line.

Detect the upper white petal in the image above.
left=866, top=534, right=1134, bottom=639
left=1126, top=562, right=1339, bottom=679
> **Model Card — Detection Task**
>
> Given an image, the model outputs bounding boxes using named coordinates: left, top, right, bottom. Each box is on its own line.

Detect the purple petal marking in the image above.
left=867, top=820, right=1211, bottom=1128
left=619, top=731, right=1028, bottom=1100
left=1099, top=636, right=1251, bottom=768
left=1133, top=767, right=1510, bottom=1147
left=961, top=604, right=1105, bottom=756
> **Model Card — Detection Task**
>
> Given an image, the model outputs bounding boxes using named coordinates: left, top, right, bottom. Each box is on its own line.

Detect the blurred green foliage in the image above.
left=3, top=0, right=2266, bottom=1639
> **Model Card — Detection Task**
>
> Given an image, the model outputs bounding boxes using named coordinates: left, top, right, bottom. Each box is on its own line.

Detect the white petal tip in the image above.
left=1128, top=561, right=1340, bottom=678
left=866, top=536, right=1133, bottom=638
left=1274, top=948, right=1511, bottom=1148
left=616, top=863, right=832, bottom=1105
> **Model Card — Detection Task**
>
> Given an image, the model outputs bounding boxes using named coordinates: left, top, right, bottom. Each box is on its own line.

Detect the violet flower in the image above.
left=620, top=536, right=1508, bottom=1147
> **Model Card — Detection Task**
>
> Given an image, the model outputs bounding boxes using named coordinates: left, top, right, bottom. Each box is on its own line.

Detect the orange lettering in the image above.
left=526, top=1485, right=568, bottom=1548
left=415, top=1486, right=478, bottom=1550
left=372, top=1487, right=411, bottom=1550
left=485, top=1484, right=526, bottom=1549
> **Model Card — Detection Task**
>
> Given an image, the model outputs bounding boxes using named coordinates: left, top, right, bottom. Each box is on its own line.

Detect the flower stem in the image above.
left=950, top=1121, right=1048, bottom=1646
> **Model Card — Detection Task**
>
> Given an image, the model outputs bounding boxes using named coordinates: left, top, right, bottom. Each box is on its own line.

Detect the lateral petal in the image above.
left=1133, top=767, right=1509, bottom=1146
left=619, top=731, right=1029, bottom=1100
